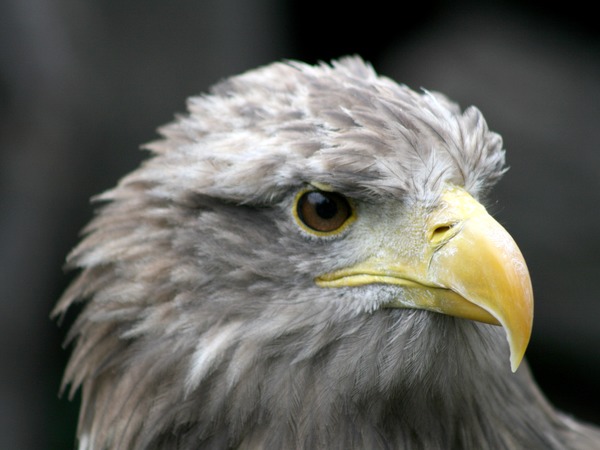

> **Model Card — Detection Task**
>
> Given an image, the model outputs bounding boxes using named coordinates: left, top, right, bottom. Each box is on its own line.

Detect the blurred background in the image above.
left=1, top=1, right=598, bottom=448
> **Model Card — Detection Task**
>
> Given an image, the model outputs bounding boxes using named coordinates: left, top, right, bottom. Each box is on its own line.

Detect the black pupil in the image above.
left=310, top=192, right=338, bottom=219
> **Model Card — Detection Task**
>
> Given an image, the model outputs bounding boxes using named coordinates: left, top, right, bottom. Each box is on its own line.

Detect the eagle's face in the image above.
left=56, top=57, right=535, bottom=449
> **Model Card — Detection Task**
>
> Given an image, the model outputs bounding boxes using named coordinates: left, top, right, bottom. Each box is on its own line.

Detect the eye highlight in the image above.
left=294, top=189, right=355, bottom=235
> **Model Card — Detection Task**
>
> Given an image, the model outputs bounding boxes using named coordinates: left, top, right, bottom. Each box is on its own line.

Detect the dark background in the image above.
left=1, top=1, right=598, bottom=448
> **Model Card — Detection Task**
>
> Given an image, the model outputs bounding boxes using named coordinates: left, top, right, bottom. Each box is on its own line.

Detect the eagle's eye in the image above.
left=294, top=189, right=354, bottom=235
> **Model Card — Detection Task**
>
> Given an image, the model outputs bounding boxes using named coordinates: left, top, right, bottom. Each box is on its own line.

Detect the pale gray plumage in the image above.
left=55, top=57, right=600, bottom=449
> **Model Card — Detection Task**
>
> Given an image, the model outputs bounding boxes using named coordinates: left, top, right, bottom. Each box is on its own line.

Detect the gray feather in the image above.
left=54, top=57, right=600, bottom=449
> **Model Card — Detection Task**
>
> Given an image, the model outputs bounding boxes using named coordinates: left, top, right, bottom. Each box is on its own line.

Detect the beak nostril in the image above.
left=434, top=225, right=451, bottom=235
left=430, top=224, right=456, bottom=244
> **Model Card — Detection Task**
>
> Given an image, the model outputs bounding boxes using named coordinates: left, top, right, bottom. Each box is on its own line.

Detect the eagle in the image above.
left=54, top=57, right=600, bottom=449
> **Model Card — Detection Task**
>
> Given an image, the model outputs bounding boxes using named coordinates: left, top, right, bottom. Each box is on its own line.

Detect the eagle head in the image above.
left=56, top=57, right=598, bottom=449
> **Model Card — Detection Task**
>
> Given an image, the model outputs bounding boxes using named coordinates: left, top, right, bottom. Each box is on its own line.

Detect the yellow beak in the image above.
left=316, top=187, right=533, bottom=372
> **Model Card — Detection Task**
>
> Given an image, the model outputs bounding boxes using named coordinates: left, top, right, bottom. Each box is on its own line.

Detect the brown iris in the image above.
left=296, top=190, right=353, bottom=233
